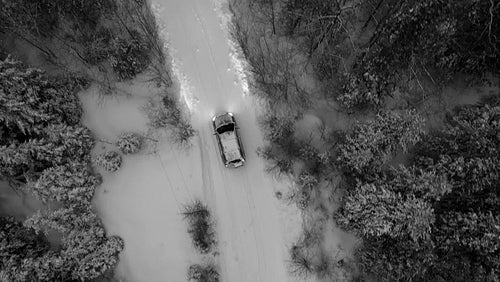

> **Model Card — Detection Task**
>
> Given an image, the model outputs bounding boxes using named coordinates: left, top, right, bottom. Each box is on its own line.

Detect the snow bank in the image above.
left=80, top=85, right=202, bottom=282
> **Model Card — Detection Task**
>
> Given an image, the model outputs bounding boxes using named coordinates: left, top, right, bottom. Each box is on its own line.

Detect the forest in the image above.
left=229, top=0, right=500, bottom=281
left=0, top=0, right=185, bottom=280
left=0, top=51, right=123, bottom=281
left=336, top=98, right=500, bottom=281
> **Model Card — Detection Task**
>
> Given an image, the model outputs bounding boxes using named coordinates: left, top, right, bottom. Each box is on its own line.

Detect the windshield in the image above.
left=216, top=123, right=234, bottom=134
left=214, top=114, right=233, bottom=128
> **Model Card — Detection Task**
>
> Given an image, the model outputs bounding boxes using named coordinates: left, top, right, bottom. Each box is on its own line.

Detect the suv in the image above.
left=212, top=112, right=245, bottom=168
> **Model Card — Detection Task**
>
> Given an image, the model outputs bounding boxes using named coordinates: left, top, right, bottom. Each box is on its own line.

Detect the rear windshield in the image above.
left=216, top=123, right=234, bottom=134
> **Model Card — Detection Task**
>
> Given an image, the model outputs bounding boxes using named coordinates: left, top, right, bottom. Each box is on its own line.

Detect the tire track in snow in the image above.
left=201, top=115, right=261, bottom=280
left=192, top=1, right=264, bottom=279
left=191, top=4, right=226, bottom=105
left=157, top=152, right=183, bottom=210
left=199, top=124, right=245, bottom=280
left=240, top=173, right=266, bottom=281
left=220, top=166, right=264, bottom=281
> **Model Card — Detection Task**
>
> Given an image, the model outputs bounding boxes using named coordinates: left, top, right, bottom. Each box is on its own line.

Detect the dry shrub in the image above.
left=95, top=151, right=122, bottom=172
left=116, top=132, right=143, bottom=154
left=182, top=200, right=215, bottom=254
left=187, top=263, right=219, bottom=282
left=145, top=95, right=195, bottom=145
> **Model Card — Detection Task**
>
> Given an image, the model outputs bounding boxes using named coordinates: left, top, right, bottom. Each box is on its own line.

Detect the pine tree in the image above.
left=337, top=110, right=424, bottom=175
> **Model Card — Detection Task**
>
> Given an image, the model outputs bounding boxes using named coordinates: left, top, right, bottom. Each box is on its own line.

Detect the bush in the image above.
left=146, top=96, right=183, bottom=127
left=298, top=143, right=319, bottom=163
left=257, top=113, right=303, bottom=176
left=288, top=224, right=337, bottom=279
left=145, top=96, right=195, bottom=144
left=187, top=263, right=219, bottom=282
left=116, top=132, right=143, bottom=154
left=297, top=171, right=319, bottom=190
left=288, top=171, right=320, bottom=210
left=296, top=189, right=311, bottom=210
left=338, top=70, right=392, bottom=109
left=257, top=146, right=294, bottom=176
left=182, top=200, right=215, bottom=254
left=259, top=113, right=295, bottom=144
left=161, top=95, right=183, bottom=125
left=95, top=151, right=122, bottom=172
left=173, top=122, right=195, bottom=145
left=145, top=99, right=171, bottom=129
left=289, top=244, right=314, bottom=278
left=109, top=33, right=151, bottom=81
left=82, top=27, right=113, bottom=65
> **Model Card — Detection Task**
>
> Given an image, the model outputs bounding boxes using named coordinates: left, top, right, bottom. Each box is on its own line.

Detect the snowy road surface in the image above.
left=81, top=0, right=301, bottom=281
left=154, top=0, right=291, bottom=281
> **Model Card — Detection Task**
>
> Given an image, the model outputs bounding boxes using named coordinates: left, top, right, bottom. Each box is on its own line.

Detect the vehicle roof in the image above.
left=219, top=130, right=242, bottom=162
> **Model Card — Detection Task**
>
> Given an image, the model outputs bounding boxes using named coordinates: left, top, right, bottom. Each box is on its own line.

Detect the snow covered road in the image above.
left=153, top=0, right=291, bottom=281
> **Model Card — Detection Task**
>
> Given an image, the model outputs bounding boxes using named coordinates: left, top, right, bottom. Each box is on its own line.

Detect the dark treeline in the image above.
left=0, top=0, right=193, bottom=280
left=336, top=97, right=500, bottom=281
left=271, top=0, right=500, bottom=108
left=0, top=0, right=167, bottom=83
left=231, top=0, right=500, bottom=280
left=0, top=1, right=165, bottom=280
left=0, top=57, right=123, bottom=281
